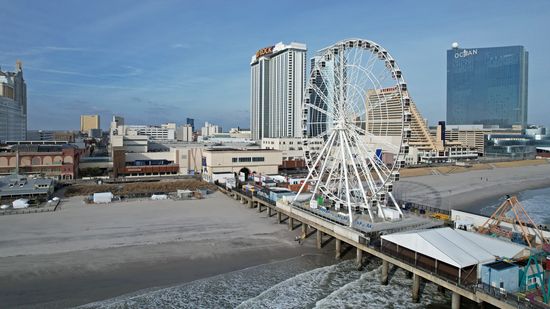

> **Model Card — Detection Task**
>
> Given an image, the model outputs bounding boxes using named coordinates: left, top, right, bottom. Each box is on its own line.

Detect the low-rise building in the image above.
left=201, top=148, right=282, bottom=182
left=261, top=137, right=323, bottom=169
left=0, top=143, right=83, bottom=179
left=0, top=174, right=54, bottom=201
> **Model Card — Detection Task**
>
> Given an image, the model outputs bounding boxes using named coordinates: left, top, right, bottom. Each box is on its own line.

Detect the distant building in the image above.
left=109, top=116, right=176, bottom=141
left=447, top=45, right=528, bottom=128
left=26, top=130, right=75, bottom=142
left=176, top=125, right=193, bottom=142
left=201, top=122, right=221, bottom=137
left=250, top=42, right=307, bottom=140
left=80, top=115, right=100, bottom=132
left=88, top=128, right=102, bottom=139
left=0, top=61, right=27, bottom=142
left=228, top=128, right=252, bottom=139
left=186, top=118, right=195, bottom=132
left=27, top=130, right=55, bottom=141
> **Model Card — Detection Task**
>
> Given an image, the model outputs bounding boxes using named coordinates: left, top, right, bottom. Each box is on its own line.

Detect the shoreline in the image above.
left=0, top=193, right=331, bottom=308
left=456, top=177, right=550, bottom=213
left=395, top=163, right=550, bottom=214
left=0, top=239, right=327, bottom=309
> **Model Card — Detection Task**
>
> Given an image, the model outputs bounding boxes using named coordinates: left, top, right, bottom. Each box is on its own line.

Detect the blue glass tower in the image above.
left=447, top=45, right=528, bottom=128
left=186, top=118, right=195, bottom=132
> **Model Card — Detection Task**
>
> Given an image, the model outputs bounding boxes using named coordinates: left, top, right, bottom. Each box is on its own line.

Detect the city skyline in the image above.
left=1, top=1, right=549, bottom=130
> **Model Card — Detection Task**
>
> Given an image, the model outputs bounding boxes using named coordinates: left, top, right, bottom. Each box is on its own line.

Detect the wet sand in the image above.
left=0, top=193, right=327, bottom=308
left=395, top=162, right=550, bottom=213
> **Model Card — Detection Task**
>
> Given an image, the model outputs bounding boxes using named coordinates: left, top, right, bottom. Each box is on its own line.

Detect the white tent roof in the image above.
left=381, top=227, right=527, bottom=268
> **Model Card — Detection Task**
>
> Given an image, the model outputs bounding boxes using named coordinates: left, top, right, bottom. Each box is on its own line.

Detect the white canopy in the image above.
left=381, top=227, right=527, bottom=268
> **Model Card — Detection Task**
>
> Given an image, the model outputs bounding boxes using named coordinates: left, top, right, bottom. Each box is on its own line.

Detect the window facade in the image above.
left=447, top=46, right=528, bottom=128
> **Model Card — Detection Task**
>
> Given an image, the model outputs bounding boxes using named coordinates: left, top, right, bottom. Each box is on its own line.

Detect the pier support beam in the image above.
left=381, top=260, right=389, bottom=285
left=316, top=230, right=322, bottom=249
left=335, top=239, right=342, bottom=259
left=356, top=248, right=363, bottom=266
left=451, top=292, right=460, bottom=309
left=288, top=217, right=294, bottom=231
left=267, top=207, right=272, bottom=217
left=301, top=223, right=308, bottom=239
left=257, top=203, right=262, bottom=212
left=412, top=273, right=420, bottom=303
left=248, top=200, right=253, bottom=208
left=277, top=212, right=282, bottom=224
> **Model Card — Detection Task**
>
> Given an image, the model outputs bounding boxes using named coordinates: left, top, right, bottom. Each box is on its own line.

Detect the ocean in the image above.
left=480, top=186, right=550, bottom=227
left=80, top=255, right=451, bottom=308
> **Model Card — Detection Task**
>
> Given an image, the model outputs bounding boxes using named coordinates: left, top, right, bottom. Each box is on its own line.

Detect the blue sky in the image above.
left=1, top=0, right=549, bottom=130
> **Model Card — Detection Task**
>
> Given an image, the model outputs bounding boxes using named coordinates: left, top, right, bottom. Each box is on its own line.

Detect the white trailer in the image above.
left=93, top=192, right=113, bottom=204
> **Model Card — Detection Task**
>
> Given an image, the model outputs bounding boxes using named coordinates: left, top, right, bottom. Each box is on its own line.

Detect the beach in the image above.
left=2, top=162, right=550, bottom=308
left=395, top=161, right=550, bottom=212
left=0, top=193, right=329, bottom=308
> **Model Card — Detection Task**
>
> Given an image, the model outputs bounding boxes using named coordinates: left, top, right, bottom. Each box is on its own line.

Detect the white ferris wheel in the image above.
left=294, top=38, right=411, bottom=226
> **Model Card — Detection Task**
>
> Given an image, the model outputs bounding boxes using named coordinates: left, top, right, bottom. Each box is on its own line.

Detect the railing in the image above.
left=476, top=282, right=545, bottom=309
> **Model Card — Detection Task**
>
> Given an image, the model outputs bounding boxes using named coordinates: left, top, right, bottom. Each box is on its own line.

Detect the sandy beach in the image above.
left=395, top=161, right=550, bottom=212
left=0, top=192, right=328, bottom=308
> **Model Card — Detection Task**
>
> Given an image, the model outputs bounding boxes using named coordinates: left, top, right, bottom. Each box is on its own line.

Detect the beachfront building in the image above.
left=0, top=174, right=54, bottom=202
left=0, top=61, right=27, bottom=142
left=0, top=143, right=84, bottom=179
left=201, top=148, right=282, bottom=183
left=250, top=42, right=307, bottom=140
left=447, top=44, right=528, bottom=128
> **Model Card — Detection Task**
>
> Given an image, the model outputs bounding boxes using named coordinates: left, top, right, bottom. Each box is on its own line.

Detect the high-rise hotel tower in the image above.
left=447, top=44, right=528, bottom=128
left=250, top=42, right=306, bottom=140
left=0, top=61, right=27, bottom=142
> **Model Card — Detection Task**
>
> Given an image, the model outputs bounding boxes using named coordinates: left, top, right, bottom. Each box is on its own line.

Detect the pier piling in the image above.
left=381, top=260, right=389, bottom=285
left=412, top=273, right=420, bottom=303
left=452, top=291, right=461, bottom=309
left=335, top=239, right=342, bottom=259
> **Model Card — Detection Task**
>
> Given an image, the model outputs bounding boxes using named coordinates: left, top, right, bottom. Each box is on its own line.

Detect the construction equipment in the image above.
left=476, top=195, right=549, bottom=248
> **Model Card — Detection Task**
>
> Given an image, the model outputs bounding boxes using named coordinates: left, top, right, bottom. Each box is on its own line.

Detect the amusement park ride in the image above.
left=293, top=38, right=408, bottom=226
left=476, top=195, right=550, bottom=304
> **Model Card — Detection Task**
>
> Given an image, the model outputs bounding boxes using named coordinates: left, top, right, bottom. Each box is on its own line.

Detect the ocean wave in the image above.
left=80, top=255, right=450, bottom=309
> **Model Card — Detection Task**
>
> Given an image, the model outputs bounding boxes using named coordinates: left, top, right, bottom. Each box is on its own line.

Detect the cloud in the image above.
left=171, top=43, right=191, bottom=49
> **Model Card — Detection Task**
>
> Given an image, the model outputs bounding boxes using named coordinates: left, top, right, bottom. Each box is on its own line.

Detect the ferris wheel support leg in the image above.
left=339, top=130, right=354, bottom=227
left=342, top=130, right=374, bottom=222
left=388, top=192, right=403, bottom=216
left=310, top=131, right=337, bottom=202
left=292, top=130, right=337, bottom=205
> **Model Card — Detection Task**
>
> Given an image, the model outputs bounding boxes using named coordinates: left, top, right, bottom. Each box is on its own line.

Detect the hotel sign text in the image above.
left=256, top=46, right=274, bottom=59
left=455, top=49, right=478, bottom=58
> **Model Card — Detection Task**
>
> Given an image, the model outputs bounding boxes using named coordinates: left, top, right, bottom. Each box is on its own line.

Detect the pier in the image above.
left=220, top=186, right=524, bottom=309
